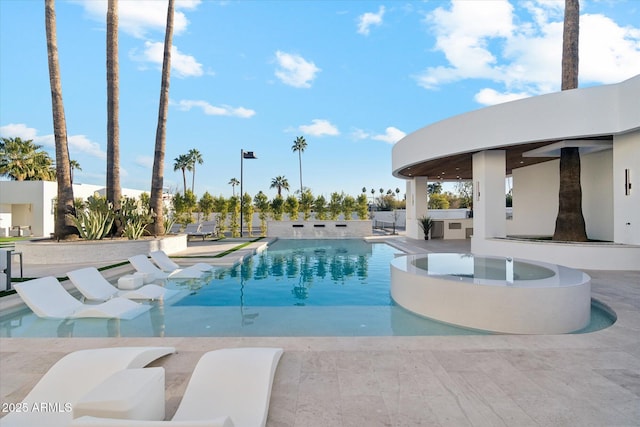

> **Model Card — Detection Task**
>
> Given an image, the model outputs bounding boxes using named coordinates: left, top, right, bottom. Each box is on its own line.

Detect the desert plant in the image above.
left=342, top=195, right=356, bottom=220
left=284, top=195, right=299, bottom=220
left=314, top=195, right=327, bottom=220
left=67, top=209, right=114, bottom=240
left=418, top=216, right=433, bottom=240
left=356, top=194, right=369, bottom=219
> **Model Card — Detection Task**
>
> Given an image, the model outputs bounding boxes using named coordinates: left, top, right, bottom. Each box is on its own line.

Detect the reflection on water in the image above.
left=0, top=240, right=614, bottom=337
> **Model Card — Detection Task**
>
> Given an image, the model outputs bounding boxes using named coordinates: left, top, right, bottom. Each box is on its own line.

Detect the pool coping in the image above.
left=1, top=236, right=639, bottom=425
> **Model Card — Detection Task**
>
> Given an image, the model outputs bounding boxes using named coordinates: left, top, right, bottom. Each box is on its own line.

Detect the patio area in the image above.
left=1, top=236, right=639, bottom=426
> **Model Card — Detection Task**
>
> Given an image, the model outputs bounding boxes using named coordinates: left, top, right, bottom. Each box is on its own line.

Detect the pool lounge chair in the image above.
left=185, top=221, right=216, bottom=240
left=72, top=347, right=284, bottom=427
left=0, top=346, right=175, bottom=427
left=13, top=276, right=150, bottom=320
left=67, top=267, right=179, bottom=302
left=128, top=254, right=204, bottom=280
left=149, top=250, right=213, bottom=273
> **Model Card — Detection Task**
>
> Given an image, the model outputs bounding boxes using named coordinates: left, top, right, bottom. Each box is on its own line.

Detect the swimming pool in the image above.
left=0, top=239, right=614, bottom=337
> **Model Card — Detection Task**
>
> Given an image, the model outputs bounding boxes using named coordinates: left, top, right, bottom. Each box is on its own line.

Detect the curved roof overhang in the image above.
left=392, top=75, right=640, bottom=181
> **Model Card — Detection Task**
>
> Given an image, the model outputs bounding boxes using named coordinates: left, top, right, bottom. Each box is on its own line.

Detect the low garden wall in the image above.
left=15, top=234, right=187, bottom=264
left=267, top=220, right=373, bottom=239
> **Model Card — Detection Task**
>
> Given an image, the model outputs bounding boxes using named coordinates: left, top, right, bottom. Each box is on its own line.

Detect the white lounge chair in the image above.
left=67, top=267, right=179, bottom=301
left=72, top=347, right=284, bottom=427
left=149, top=250, right=213, bottom=273
left=1, top=346, right=175, bottom=427
left=128, top=254, right=204, bottom=280
left=13, top=276, right=151, bottom=320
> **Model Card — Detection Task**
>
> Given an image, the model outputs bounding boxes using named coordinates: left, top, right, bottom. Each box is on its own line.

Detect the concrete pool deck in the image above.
left=1, top=236, right=639, bottom=426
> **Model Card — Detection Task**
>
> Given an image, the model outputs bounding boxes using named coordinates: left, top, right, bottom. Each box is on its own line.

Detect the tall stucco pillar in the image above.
left=471, top=150, right=506, bottom=241
left=405, top=176, right=428, bottom=240
left=613, top=131, right=640, bottom=245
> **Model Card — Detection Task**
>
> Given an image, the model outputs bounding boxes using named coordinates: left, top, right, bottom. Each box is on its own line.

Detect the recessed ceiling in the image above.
left=396, top=137, right=613, bottom=181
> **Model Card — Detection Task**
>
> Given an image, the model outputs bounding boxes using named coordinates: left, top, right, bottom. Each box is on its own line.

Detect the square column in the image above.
left=405, top=176, right=428, bottom=240
left=472, top=150, right=506, bottom=240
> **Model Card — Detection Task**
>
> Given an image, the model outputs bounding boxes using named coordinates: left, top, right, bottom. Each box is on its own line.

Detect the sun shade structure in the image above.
left=67, top=267, right=179, bottom=301
left=72, top=347, right=284, bottom=427
left=392, top=75, right=640, bottom=270
left=128, top=254, right=204, bottom=280
left=0, top=346, right=175, bottom=427
left=149, top=250, right=213, bottom=273
left=13, top=276, right=150, bottom=319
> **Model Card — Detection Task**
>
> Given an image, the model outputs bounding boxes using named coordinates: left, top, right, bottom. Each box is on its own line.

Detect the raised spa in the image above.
left=390, top=253, right=591, bottom=334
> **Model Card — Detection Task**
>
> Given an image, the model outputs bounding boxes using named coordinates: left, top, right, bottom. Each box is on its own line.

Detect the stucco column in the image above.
left=613, top=132, right=640, bottom=244
left=405, top=176, right=428, bottom=240
left=471, top=150, right=506, bottom=241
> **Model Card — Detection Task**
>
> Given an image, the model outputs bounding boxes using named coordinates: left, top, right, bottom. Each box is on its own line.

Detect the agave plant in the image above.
left=67, top=209, right=114, bottom=240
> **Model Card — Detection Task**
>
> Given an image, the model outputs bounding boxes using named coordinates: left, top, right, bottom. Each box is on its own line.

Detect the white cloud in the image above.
left=350, top=128, right=370, bottom=140
left=416, top=0, right=640, bottom=100
left=130, top=41, right=203, bottom=78
left=0, top=123, right=105, bottom=159
left=274, top=51, right=321, bottom=88
left=357, top=6, right=385, bottom=36
left=0, top=123, right=38, bottom=141
left=176, top=100, right=256, bottom=118
left=135, top=155, right=154, bottom=169
left=474, top=88, right=530, bottom=106
left=72, top=0, right=200, bottom=38
left=372, top=127, right=406, bottom=144
left=299, top=119, right=339, bottom=137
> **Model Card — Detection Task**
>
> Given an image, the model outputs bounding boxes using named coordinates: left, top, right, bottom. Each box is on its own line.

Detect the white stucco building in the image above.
left=0, top=181, right=151, bottom=238
left=392, top=75, right=640, bottom=270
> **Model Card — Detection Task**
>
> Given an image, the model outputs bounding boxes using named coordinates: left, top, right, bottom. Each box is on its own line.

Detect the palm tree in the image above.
left=553, top=0, right=587, bottom=242
left=188, top=148, right=203, bottom=194
left=149, top=0, right=175, bottom=236
left=270, top=175, right=290, bottom=197
left=229, top=177, right=240, bottom=196
left=45, top=0, right=77, bottom=239
left=0, top=137, right=42, bottom=180
left=106, top=0, right=121, bottom=211
left=69, top=159, right=81, bottom=184
left=173, top=154, right=190, bottom=195
left=291, top=136, right=307, bottom=196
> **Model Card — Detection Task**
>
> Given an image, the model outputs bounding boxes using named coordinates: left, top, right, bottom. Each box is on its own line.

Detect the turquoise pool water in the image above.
left=0, top=239, right=614, bottom=337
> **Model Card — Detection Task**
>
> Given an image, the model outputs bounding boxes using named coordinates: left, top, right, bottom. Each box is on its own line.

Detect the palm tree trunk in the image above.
left=149, top=0, right=175, bottom=236
left=182, top=169, right=187, bottom=195
left=106, top=0, right=121, bottom=212
left=45, top=0, right=77, bottom=240
left=298, top=151, right=303, bottom=196
left=553, top=0, right=587, bottom=241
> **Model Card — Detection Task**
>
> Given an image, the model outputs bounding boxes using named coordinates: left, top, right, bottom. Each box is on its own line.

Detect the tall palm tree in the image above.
left=553, top=0, right=587, bottom=242
left=270, top=175, right=290, bottom=197
left=291, top=136, right=307, bottom=196
left=188, top=148, right=203, bottom=194
left=173, top=154, right=190, bottom=195
left=0, top=137, right=40, bottom=180
left=149, top=0, right=175, bottom=236
left=228, top=177, right=240, bottom=196
left=69, top=159, right=81, bottom=184
left=45, top=0, right=77, bottom=239
left=106, top=0, right=121, bottom=211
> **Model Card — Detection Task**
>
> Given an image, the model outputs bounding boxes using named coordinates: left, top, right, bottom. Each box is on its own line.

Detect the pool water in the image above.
left=0, top=239, right=615, bottom=337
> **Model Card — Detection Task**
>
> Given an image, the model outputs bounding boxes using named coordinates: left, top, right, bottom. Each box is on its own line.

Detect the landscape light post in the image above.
left=240, top=149, right=257, bottom=238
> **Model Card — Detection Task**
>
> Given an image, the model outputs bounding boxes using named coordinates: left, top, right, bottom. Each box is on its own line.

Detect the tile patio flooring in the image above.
left=1, top=236, right=638, bottom=426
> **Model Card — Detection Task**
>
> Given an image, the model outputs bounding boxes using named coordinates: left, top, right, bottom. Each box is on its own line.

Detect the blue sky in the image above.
left=1, top=0, right=639, bottom=200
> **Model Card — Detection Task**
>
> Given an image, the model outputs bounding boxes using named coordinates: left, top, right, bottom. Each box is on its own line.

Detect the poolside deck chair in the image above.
left=13, top=276, right=151, bottom=320
left=128, top=254, right=204, bottom=280
left=67, top=267, right=179, bottom=302
left=149, top=250, right=213, bottom=273
left=1, top=346, right=175, bottom=427
left=72, top=347, right=284, bottom=427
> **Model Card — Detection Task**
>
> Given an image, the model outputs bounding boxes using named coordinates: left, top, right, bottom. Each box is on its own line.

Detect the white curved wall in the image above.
left=392, top=75, right=639, bottom=175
